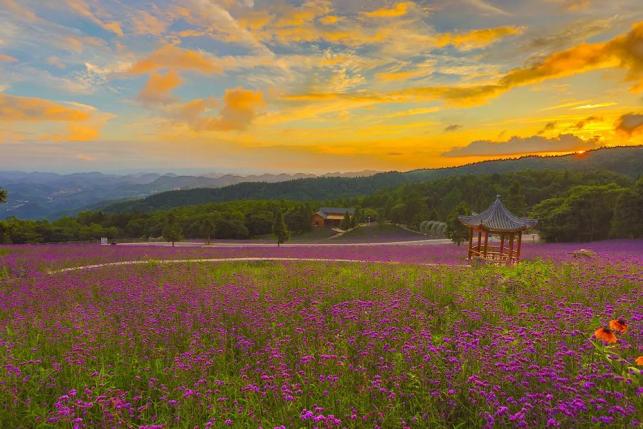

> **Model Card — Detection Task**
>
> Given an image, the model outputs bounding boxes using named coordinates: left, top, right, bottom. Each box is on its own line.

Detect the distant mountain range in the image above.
left=102, top=146, right=643, bottom=214
left=0, top=170, right=378, bottom=219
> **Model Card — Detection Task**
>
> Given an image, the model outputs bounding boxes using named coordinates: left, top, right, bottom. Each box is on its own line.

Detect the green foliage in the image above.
left=610, top=178, right=643, bottom=239
left=0, top=188, right=6, bottom=203
left=194, top=216, right=217, bottom=243
left=284, top=204, right=313, bottom=234
left=340, top=213, right=353, bottom=230
left=272, top=209, right=289, bottom=246
left=102, top=147, right=643, bottom=213
left=446, top=202, right=470, bottom=245
left=162, top=214, right=183, bottom=246
left=0, top=167, right=640, bottom=244
left=245, top=210, right=274, bottom=236
left=531, top=183, right=626, bottom=242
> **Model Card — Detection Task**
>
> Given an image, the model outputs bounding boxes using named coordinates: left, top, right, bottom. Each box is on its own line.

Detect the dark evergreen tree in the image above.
left=272, top=209, right=289, bottom=246
left=610, top=178, right=643, bottom=238
left=446, top=202, right=470, bottom=246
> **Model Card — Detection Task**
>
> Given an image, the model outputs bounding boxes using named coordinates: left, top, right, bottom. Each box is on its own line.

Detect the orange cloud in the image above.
left=172, top=89, right=265, bottom=132
left=0, top=94, right=106, bottom=142
left=65, top=0, right=123, bottom=36
left=66, top=124, right=99, bottom=142
left=0, top=54, right=17, bottom=62
left=435, top=26, right=524, bottom=50
left=209, top=88, right=265, bottom=131
left=131, top=10, right=168, bottom=36
left=138, top=70, right=183, bottom=104
left=129, top=44, right=222, bottom=74
left=319, top=15, right=339, bottom=25
left=376, top=68, right=431, bottom=81
left=362, top=2, right=413, bottom=18
left=0, top=0, right=39, bottom=21
left=0, top=94, right=91, bottom=122
left=299, top=22, right=642, bottom=107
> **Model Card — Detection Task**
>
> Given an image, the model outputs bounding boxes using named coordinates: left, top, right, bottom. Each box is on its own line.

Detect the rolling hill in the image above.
left=103, top=146, right=643, bottom=213
left=0, top=170, right=377, bottom=220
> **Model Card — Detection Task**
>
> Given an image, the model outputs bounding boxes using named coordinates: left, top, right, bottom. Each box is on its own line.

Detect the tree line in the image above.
left=0, top=169, right=641, bottom=244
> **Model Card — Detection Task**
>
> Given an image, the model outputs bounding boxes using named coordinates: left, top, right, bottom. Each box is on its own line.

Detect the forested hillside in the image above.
left=103, top=146, right=643, bottom=213
left=2, top=168, right=640, bottom=243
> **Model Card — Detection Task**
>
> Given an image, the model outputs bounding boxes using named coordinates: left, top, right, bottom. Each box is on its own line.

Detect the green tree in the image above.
left=340, top=213, right=352, bottom=230
left=0, top=188, right=7, bottom=203
left=162, top=214, right=183, bottom=247
left=505, top=182, right=527, bottom=216
left=245, top=210, right=273, bottom=236
left=610, top=178, right=643, bottom=239
left=272, top=209, right=289, bottom=246
left=196, top=217, right=216, bottom=244
left=446, top=202, right=470, bottom=245
left=532, top=183, right=625, bottom=242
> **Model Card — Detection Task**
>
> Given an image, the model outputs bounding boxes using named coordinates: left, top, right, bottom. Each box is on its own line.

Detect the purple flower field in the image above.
left=0, top=241, right=641, bottom=428
left=1, top=240, right=641, bottom=278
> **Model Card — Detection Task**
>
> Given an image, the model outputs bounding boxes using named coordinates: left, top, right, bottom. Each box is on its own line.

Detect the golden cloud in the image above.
left=376, top=68, right=430, bottom=81
left=172, top=88, right=265, bottom=132
left=129, top=45, right=222, bottom=74
left=435, top=26, right=524, bottom=50
left=0, top=94, right=107, bottom=142
left=138, top=70, right=183, bottom=104
left=0, top=93, right=91, bottom=122
left=131, top=10, right=168, bottom=36
left=319, top=15, right=339, bottom=25
left=292, top=22, right=642, bottom=107
left=0, top=0, right=39, bottom=22
left=65, top=124, right=100, bottom=142
left=65, top=0, right=123, bottom=36
left=362, top=2, right=413, bottom=18
left=0, top=54, right=17, bottom=62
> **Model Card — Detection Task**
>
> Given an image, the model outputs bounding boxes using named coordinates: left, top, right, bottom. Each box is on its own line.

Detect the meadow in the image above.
left=0, top=242, right=641, bottom=428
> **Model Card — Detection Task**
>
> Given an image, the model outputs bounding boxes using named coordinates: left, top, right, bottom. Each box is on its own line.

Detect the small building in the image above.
left=458, top=195, right=537, bottom=264
left=312, top=207, right=355, bottom=228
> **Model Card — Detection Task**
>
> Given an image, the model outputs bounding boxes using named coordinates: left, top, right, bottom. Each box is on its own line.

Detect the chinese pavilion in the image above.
left=458, top=195, right=537, bottom=264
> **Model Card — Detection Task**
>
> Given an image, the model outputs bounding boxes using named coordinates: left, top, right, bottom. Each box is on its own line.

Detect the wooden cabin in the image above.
left=312, top=207, right=355, bottom=228
left=458, top=195, right=537, bottom=265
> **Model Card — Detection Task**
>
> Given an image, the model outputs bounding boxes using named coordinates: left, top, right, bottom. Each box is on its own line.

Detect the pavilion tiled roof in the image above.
left=458, top=195, right=537, bottom=232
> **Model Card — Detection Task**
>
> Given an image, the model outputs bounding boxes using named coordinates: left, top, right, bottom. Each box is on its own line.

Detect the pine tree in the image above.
left=272, top=210, right=289, bottom=246
left=446, top=202, right=470, bottom=245
left=0, top=188, right=6, bottom=203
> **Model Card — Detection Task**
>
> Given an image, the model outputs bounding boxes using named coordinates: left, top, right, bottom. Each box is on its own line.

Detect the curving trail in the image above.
left=48, top=257, right=469, bottom=275
left=114, top=239, right=453, bottom=248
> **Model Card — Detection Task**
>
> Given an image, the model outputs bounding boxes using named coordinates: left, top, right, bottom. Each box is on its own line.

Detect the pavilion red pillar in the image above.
left=499, top=233, right=505, bottom=262
left=467, top=228, right=473, bottom=259
left=508, top=233, right=515, bottom=264
left=483, top=230, right=489, bottom=258
left=476, top=229, right=482, bottom=255
left=516, top=231, right=522, bottom=262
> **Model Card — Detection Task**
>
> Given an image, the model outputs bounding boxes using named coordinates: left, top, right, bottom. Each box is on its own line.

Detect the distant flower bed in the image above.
left=0, top=240, right=641, bottom=278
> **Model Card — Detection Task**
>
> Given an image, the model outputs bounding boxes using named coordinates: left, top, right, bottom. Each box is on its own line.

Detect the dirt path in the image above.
left=113, top=239, right=452, bottom=248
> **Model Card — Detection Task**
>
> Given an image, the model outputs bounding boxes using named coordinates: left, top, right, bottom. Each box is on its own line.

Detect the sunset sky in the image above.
left=0, top=0, right=641, bottom=173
